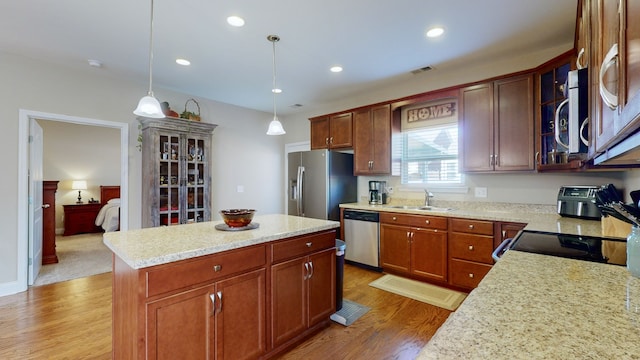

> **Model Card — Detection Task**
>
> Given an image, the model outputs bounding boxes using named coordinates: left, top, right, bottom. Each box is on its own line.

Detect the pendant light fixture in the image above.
left=133, top=0, right=165, bottom=118
left=266, top=35, right=286, bottom=135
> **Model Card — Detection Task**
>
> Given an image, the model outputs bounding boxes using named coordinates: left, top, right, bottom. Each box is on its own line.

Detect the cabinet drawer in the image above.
left=449, top=259, right=492, bottom=289
left=271, top=230, right=336, bottom=263
left=380, top=212, right=447, bottom=230
left=449, top=232, right=494, bottom=264
left=146, top=244, right=266, bottom=298
left=449, top=218, right=493, bottom=235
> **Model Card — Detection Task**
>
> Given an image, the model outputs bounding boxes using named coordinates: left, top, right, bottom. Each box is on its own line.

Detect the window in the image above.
left=394, top=99, right=462, bottom=185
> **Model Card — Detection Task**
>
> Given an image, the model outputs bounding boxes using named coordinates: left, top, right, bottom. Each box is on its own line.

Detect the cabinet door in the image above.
left=354, top=108, right=374, bottom=174
left=271, top=256, right=307, bottom=348
left=307, top=248, right=336, bottom=327
left=215, top=269, right=266, bottom=360
left=371, top=104, right=391, bottom=173
left=591, top=0, right=621, bottom=152
left=625, top=0, right=640, bottom=107
left=494, top=75, right=535, bottom=171
left=461, top=83, right=494, bottom=172
left=146, top=285, right=213, bottom=360
left=380, top=224, right=411, bottom=273
left=411, top=228, right=447, bottom=282
left=310, top=117, right=330, bottom=150
left=329, top=113, right=353, bottom=148
left=495, top=222, right=526, bottom=249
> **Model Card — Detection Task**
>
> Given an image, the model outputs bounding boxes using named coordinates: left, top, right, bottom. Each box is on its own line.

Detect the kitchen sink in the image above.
left=385, top=205, right=453, bottom=212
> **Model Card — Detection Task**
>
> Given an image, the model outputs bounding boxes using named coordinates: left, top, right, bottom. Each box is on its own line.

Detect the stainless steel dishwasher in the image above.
left=343, top=209, right=380, bottom=270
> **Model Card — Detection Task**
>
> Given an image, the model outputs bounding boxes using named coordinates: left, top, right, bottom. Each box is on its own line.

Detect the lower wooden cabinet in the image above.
left=380, top=213, right=448, bottom=282
left=448, top=218, right=495, bottom=289
left=146, top=269, right=265, bottom=360
left=270, top=233, right=336, bottom=349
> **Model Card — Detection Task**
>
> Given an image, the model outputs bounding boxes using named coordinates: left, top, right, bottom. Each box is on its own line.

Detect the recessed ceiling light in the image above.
left=227, top=16, right=245, bottom=27
left=176, top=58, right=191, bottom=66
left=426, top=27, right=445, bottom=38
left=272, top=88, right=282, bottom=94
left=330, top=66, right=343, bottom=73
left=87, top=59, right=102, bottom=68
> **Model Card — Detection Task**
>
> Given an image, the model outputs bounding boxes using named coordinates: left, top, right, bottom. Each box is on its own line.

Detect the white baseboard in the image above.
left=0, top=279, right=27, bottom=297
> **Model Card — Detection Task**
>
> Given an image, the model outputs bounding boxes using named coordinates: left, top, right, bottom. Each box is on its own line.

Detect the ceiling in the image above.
left=1, top=1, right=577, bottom=116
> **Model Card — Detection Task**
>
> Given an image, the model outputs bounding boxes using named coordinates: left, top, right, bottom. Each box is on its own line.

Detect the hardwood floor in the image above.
left=0, top=264, right=451, bottom=359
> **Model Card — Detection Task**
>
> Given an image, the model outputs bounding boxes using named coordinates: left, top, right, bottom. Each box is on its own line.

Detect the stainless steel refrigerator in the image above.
left=287, top=150, right=357, bottom=221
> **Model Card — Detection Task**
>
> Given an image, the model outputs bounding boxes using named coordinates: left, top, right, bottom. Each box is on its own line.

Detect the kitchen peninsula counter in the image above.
left=103, top=213, right=340, bottom=269
left=417, top=250, right=640, bottom=359
left=340, top=202, right=619, bottom=239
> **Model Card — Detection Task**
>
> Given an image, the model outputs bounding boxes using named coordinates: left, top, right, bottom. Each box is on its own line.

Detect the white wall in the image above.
left=0, top=52, right=284, bottom=291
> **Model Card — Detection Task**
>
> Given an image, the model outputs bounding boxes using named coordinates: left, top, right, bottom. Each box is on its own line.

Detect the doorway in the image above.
left=17, top=109, right=129, bottom=293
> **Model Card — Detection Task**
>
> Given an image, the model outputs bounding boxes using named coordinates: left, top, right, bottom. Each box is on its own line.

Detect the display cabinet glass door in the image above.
left=159, top=134, right=181, bottom=226
left=539, top=61, right=571, bottom=166
left=185, top=137, right=207, bottom=223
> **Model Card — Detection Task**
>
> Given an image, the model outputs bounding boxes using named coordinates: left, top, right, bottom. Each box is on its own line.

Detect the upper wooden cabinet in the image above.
left=353, top=104, right=392, bottom=175
left=310, top=112, right=353, bottom=150
left=461, top=74, right=535, bottom=172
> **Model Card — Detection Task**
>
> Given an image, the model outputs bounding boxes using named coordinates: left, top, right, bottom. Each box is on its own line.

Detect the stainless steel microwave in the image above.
left=555, top=68, right=589, bottom=154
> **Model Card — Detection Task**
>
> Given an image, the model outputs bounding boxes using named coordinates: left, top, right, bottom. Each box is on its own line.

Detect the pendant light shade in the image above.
left=133, top=0, right=165, bottom=118
left=266, top=35, right=285, bottom=135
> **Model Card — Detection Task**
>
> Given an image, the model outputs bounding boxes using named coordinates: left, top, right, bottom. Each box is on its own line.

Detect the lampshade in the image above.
left=267, top=116, right=286, bottom=135
left=133, top=0, right=165, bottom=119
left=267, top=35, right=285, bottom=135
left=72, top=180, right=87, bottom=190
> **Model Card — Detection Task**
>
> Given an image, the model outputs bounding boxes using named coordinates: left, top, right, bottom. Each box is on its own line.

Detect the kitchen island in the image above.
left=104, top=214, right=340, bottom=360
left=417, top=250, right=640, bottom=359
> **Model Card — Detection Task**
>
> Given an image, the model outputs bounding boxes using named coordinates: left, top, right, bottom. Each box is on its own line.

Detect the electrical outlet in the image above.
left=236, top=185, right=244, bottom=193
left=475, top=187, right=488, bottom=198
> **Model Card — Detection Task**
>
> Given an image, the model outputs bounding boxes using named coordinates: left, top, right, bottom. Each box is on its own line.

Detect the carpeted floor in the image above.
left=33, top=233, right=112, bottom=286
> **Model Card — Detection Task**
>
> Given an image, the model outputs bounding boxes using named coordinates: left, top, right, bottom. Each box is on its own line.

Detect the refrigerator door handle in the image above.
left=297, top=166, right=305, bottom=216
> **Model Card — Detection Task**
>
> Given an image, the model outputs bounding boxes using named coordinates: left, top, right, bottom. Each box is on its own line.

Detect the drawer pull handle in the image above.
left=468, top=224, right=474, bottom=229
left=213, top=265, right=222, bottom=272
left=306, top=242, right=313, bottom=248
left=216, top=291, right=223, bottom=313
left=468, top=245, right=474, bottom=251
left=469, top=273, right=474, bottom=278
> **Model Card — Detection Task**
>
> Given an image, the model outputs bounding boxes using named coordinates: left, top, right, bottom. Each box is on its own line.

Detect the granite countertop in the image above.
left=103, top=214, right=340, bottom=269
left=340, top=202, right=619, bottom=239
left=417, top=250, right=640, bottom=359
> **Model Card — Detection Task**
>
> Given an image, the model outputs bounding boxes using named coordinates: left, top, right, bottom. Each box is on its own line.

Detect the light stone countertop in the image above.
left=417, top=250, right=640, bottom=359
left=340, top=202, right=618, bottom=239
left=103, top=214, right=340, bottom=269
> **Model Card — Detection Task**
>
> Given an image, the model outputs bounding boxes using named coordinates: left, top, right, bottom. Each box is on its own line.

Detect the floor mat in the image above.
left=369, top=274, right=466, bottom=311
left=330, top=299, right=370, bottom=326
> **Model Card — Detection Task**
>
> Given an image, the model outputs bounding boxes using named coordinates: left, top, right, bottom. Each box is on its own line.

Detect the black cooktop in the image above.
left=510, top=230, right=627, bottom=266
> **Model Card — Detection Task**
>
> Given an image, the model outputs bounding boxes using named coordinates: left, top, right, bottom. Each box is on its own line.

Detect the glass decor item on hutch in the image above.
left=139, top=116, right=217, bottom=228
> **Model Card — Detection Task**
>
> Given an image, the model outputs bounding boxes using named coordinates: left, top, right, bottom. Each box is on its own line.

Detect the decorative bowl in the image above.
left=219, top=209, right=256, bottom=228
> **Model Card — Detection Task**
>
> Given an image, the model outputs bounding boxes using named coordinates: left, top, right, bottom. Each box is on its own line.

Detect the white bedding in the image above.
left=95, top=199, right=120, bottom=232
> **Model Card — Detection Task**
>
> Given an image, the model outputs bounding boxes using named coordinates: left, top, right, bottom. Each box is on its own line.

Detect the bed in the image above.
left=95, top=185, right=120, bottom=232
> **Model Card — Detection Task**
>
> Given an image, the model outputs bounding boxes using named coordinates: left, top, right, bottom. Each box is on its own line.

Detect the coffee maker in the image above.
left=369, top=181, right=388, bottom=205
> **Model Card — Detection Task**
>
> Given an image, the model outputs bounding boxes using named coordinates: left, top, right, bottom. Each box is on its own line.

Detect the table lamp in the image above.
left=72, top=180, right=87, bottom=204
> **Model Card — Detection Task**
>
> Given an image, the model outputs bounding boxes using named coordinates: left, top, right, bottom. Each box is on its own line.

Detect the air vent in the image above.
left=410, top=66, right=433, bottom=75
left=289, top=104, right=303, bottom=108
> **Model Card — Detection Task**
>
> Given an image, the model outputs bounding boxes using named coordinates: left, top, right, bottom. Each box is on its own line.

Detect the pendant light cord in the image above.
left=270, top=35, right=280, bottom=119
left=147, top=0, right=155, bottom=97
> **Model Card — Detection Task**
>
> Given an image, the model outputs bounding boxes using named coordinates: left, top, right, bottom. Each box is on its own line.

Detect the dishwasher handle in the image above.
left=343, top=210, right=379, bottom=222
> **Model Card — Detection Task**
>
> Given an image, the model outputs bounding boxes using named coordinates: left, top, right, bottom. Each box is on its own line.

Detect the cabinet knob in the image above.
left=468, top=273, right=474, bottom=278
left=425, top=220, right=430, bottom=225
left=392, top=216, right=397, bottom=221
left=468, top=245, right=474, bottom=251
left=306, top=242, right=313, bottom=247
left=468, top=224, right=474, bottom=229
left=213, top=265, right=221, bottom=272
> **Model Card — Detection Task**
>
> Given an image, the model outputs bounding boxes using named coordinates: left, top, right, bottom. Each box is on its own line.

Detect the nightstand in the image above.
left=63, top=203, right=104, bottom=236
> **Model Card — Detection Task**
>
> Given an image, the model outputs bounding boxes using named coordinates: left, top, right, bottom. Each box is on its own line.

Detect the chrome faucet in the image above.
left=424, top=189, right=434, bottom=206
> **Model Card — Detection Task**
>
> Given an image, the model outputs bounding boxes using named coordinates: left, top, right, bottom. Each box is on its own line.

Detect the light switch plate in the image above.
left=475, top=187, right=487, bottom=198
left=236, top=185, right=244, bottom=193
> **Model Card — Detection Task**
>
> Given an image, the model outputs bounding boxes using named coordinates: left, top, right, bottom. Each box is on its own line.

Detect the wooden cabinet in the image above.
left=309, top=112, right=353, bottom=150
left=42, top=180, right=59, bottom=264
left=139, top=117, right=217, bottom=228
left=353, top=104, right=392, bottom=174
left=270, top=231, right=336, bottom=349
left=460, top=74, right=534, bottom=172
left=448, top=218, right=494, bottom=289
left=495, top=221, right=526, bottom=249
left=62, top=203, right=103, bottom=236
left=112, top=244, right=267, bottom=360
left=380, top=213, right=447, bottom=282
